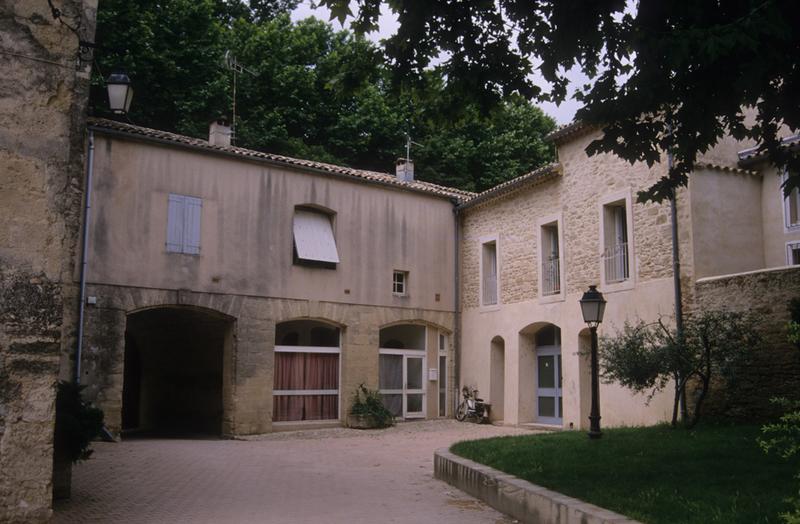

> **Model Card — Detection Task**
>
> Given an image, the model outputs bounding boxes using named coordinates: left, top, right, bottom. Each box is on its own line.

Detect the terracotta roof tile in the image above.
left=87, top=118, right=475, bottom=201
left=458, top=163, right=562, bottom=210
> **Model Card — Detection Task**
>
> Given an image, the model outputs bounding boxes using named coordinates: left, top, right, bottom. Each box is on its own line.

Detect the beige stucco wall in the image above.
left=459, top=130, right=681, bottom=429
left=760, top=164, right=800, bottom=268
left=689, top=168, right=765, bottom=278
left=87, top=135, right=456, bottom=312
left=80, top=284, right=456, bottom=435
left=0, top=1, right=97, bottom=521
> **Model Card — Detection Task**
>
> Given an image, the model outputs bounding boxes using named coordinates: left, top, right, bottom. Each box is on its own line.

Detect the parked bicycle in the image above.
left=456, top=386, right=491, bottom=423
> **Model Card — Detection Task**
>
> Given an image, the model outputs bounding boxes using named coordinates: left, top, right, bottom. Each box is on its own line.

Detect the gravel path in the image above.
left=53, top=420, right=535, bottom=523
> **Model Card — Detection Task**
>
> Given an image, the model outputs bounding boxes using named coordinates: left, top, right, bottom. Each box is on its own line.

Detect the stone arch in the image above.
left=122, top=304, right=236, bottom=437
left=518, top=322, right=562, bottom=425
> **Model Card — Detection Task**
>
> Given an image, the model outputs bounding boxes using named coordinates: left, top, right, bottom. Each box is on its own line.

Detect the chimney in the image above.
left=396, top=158, right=414, bottom=182
left=209, top=117, right=232, bottom=147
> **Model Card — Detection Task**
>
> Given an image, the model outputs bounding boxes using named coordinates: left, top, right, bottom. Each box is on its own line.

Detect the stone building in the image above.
left=0, top=1, right=97, bottom=522
left=457, top=122, right=800, bottom=429
left=79, top=118, right=469, bottom=436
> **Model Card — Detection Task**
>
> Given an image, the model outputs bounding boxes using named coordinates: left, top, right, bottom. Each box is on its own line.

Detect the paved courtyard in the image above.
left=53, top=420, right=534, bottom=523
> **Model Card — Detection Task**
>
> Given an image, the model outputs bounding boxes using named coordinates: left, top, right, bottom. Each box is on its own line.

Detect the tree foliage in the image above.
left=600, top=311, right=761, bottom=428
left=90, top=0, right=555, bottom=192
left=321, top=0, right=800, bottom=202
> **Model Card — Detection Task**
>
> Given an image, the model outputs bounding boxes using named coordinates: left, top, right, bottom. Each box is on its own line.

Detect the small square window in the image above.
left=392, top=271, right=408, bottom=296
left=788, top=242, right=800, bottom=266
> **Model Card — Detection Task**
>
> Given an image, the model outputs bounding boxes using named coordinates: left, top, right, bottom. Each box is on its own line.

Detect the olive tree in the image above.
left=599, top=311, right=761, bottom=428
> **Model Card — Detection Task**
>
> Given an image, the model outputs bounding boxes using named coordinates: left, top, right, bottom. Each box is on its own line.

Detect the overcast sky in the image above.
left=291, top=2, right=583, bottom=125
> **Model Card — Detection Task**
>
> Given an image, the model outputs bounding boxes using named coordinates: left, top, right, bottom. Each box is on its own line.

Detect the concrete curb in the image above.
left=434, top=448, right=641, bottom=524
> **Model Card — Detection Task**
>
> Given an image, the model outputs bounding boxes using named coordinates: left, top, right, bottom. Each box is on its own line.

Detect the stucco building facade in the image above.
left=79, top=119, right=468, bottom=436
left=457, top=123, right=800, bottom=429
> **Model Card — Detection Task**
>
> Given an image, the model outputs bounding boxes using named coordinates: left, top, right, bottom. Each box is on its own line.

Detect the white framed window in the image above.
left=788, top=241, right=800, bottom=266
left=539, top=217, right=563, bottom=298
left=166, top=193, right=202, bottom=255
left=438, top=332, right=447, bottom=417
left=293, top=207, right=340, bottom=268
left=602, top=201, right=629, bottom=283
left=273, top=320, right=341, bottom=423
left=392, top=270, right=408, bottom=296
left=783, top=170, right=800, bottom=231
left=480, top=238, right=499, bottom=306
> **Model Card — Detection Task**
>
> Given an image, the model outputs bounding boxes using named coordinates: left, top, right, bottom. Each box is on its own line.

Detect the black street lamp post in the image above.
left=580, top=285, right=606, bottom=439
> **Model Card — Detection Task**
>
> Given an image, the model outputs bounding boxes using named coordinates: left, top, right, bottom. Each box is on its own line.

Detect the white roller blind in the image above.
left=293, top=209, right=340, bottom=264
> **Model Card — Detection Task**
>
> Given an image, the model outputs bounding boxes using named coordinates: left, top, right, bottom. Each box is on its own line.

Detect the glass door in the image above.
left=536, top=346, right=562, bottom=425
left=405, top=355, right=425, bottom=418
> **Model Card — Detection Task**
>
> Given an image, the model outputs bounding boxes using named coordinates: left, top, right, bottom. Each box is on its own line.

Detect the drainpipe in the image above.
left=667, top=142, right=687, bottom=422
left=75, top=130, right=95, bottom=384
left=452, top=200, right=462, bottom=415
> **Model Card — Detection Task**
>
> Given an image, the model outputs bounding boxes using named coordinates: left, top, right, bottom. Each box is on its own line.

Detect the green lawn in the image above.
left=450, top=424, right=799, bottom=524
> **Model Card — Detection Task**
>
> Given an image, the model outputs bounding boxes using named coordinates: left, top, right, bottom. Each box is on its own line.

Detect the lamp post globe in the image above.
left=579, top=285, right=606, bottom=439
left=106, top=71, right=134, bottom=115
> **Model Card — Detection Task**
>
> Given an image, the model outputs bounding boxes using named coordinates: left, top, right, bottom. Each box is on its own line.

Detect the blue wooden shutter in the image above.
left=166, top=194, right=185, bottom=252
left=183, top=196, right=202, bottom=254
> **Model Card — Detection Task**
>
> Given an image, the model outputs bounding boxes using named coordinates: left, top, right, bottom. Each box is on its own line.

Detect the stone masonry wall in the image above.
left=0, top=1, right=97, bottom=521
left=81, top=284, right=456, bottom=436
left=694, top=266, right=800, bottom=421
left=461, top=130, right=687, bottom=310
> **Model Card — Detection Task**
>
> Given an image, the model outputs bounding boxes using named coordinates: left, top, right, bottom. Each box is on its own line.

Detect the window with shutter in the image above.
left=166, top=193, right=202, bottom=255
left=293, top=207, right=339, bottom=268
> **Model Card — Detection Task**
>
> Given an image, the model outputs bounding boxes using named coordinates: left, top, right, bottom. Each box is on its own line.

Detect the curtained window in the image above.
left=273, top=352, right=339, bottom=421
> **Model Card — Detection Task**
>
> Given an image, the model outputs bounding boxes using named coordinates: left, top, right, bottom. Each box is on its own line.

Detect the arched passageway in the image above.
left=122, top=307, right=234, bottom=437
left=519, top=323, right=562, bottom=425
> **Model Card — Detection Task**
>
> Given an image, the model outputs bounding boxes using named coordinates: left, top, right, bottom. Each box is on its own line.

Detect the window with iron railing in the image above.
left=481, top=240, right=498, bottom=306
left=540, top=223, right=561, bottom=296
left=602, top=202, right=630, bottom=283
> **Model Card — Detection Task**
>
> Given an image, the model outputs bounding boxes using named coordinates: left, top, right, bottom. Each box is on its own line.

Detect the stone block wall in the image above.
left=0, top=1, right=96, bottom=521
left=461, top=130, right=684, bottom=310
left=693, top=266, right=800, bottom=420
left=80, top=284, right=456, bottom=436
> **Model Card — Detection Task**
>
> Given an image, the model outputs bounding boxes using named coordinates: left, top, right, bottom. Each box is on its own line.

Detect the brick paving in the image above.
left=53, top=420, right=533, bottom=523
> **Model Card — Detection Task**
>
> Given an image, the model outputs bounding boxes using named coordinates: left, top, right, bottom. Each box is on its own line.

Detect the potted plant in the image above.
left=347, top=384, right=395, bottom=429
left=52, top=381, right=104, bottom=500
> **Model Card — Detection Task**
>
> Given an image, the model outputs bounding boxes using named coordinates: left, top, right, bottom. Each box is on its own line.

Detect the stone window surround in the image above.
left=478, top=233, right=501, bottom=311
left=598, top=188, right=636, bottom=293
left=537, top=212, right=566, bottom=304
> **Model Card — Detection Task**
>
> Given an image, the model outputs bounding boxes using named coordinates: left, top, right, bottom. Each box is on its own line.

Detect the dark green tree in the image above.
left=600, top=311, right=761, bottom=428
left=320, top=0, right=800, bottom=202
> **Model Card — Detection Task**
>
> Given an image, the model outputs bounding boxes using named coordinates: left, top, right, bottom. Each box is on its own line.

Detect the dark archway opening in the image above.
left=122, top=307, right=232, bottom=437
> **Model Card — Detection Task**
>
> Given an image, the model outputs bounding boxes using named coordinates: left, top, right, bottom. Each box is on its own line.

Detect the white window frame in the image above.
left=782, top=169, right=800, bottom=232
left=272, top=336, right=342, bottom=425
left=438, top=332, right=448, bottom=418
left=379, top=348, right=427, bottom=420
left=787, top=241, right=800, bottom=266
left=537, top=213, right=565, bottom=303
left=598, top=189, right=635, bottom=292
left=166, top=193, right=202, bottom=255
left=479, top=234, right=500, bottom=310
left=392, top=270, right=408, bottom=296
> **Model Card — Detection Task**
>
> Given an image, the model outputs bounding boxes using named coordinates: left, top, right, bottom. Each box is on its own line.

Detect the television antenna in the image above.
left=405, top=133, right=424, bottom=162
left=223, top=51, right=255, bottom=145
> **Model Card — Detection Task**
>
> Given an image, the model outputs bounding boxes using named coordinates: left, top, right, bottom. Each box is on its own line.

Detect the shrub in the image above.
left=349, top=383, right=394, bottom=428
left=54, top=381, right=104, bottom=463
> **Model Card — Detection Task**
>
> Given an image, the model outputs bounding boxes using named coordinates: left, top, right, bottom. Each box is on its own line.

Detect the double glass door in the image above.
left=536, top=346, right=562, bottom=425
left=379, top=352, right=426, bottom=419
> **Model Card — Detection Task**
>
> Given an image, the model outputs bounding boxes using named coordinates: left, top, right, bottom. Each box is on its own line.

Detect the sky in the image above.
left=290, top=2, right=584, bottom=125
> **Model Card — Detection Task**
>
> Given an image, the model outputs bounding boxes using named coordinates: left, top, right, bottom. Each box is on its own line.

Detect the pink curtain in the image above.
left=273, top=353, right=338, bottom=421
